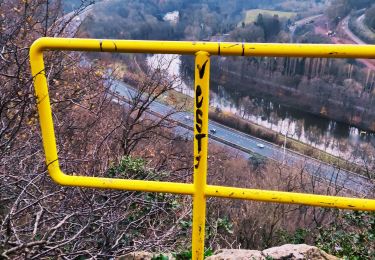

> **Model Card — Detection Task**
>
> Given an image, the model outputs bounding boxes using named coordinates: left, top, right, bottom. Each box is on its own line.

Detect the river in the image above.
left=147, top=54, right=375, bottom=163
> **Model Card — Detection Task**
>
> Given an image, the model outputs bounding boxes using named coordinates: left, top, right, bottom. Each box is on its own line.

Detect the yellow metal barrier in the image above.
left=30, top=37, right=375, bottom=259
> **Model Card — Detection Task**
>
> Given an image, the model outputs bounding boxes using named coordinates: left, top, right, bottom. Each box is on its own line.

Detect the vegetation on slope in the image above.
left=0, top=0, right=373, bottom=259
left=365, top=4, right=375, bottom=32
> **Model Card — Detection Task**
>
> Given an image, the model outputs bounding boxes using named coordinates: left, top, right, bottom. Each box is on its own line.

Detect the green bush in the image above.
left=275, top=210, right=374, bottom=258
left=107, top=155, right=169, bottom=180
left=152, top=254, right=170, bottom=260
left=173, top=248, right=213, bottom=260
left=276, top=228, right=310, bottom=245
left=316, top=210, right=375, bottom=259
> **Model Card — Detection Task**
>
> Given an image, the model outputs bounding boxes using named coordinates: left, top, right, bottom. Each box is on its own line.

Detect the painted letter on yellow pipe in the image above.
left=192, top=51, right=210, bottom=260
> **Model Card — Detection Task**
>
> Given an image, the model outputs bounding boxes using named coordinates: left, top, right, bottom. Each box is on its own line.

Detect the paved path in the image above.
left=339, top=15, right=375, bottom=70
left=341, top=15, right=366, bottom=45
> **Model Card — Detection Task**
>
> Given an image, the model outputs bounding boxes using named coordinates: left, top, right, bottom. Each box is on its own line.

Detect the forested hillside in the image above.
left=0, top=0, right=373, bottom=259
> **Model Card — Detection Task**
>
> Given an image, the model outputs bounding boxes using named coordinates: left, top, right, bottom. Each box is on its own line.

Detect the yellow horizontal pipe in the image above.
left=43, top=164, right=375, bottom=211
left=31, top=37, right=375, bottom=58
left=205, top=185, right=375, bottom=211
left=49, top=166, right=195, bottom=194
left=42, top=166, right=375, bottom=211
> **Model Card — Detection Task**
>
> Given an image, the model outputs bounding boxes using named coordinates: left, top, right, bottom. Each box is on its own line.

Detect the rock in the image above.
left=206, top=244, right=338, bottom=260
left=262, top=244, right=339, bottom=260
left=206, top=249, right=264, bottom=260
left=118, top=245, right=338, bottom=260
left=118, top=251, right=154, bottom=260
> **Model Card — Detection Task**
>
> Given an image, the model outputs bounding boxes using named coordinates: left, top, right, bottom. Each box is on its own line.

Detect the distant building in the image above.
left=163, top=11, right=179, bottom=25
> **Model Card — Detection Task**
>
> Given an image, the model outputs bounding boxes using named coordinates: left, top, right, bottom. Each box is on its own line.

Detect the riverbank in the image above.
left=214, top=65, right=375, bottom=132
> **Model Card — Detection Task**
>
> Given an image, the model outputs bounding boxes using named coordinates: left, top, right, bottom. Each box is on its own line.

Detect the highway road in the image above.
left=341, top=15, right=366, bottom=45
left=338, top=15, right=375, bottom=71
left=56, top=4, right=93, bottom=37
left=110, top=79, right=374, bottom=196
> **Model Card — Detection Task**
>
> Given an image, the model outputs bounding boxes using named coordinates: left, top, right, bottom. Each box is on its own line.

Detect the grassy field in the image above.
left=242, top=9, right=296, bottom=25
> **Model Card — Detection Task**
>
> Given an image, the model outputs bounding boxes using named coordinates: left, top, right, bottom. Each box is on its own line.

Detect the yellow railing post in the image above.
left=192, top=51, right=210, bottom=259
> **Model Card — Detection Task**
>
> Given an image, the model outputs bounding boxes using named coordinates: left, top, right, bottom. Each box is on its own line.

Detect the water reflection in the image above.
left=211, top=80, right=375, bottom=159
left=147, top=54, right=375, bottom=162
